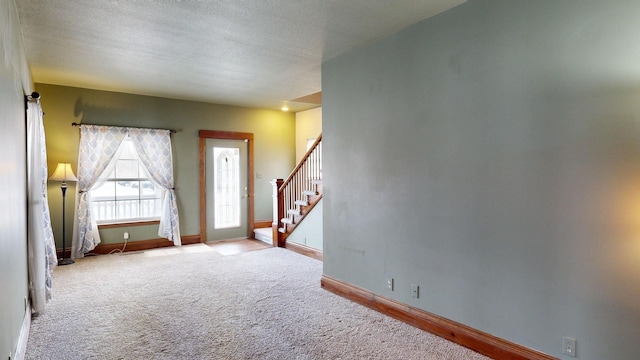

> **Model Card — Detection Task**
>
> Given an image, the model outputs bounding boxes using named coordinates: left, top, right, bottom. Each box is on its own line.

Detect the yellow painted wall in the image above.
left=295, top=107, right=322, bottom=162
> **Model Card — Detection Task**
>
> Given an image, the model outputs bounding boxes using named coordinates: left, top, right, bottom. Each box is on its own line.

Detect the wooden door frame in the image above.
left=199, top=130, right=255, bottom=243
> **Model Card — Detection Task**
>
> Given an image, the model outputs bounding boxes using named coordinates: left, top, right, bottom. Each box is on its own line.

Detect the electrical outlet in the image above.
left=411, top=284, right=419, bottom=298
left=123, top=232, right=129, bottom=240
left=563, top=336, right=576, bottom=357
left=386, top=277, right=394, bottom=291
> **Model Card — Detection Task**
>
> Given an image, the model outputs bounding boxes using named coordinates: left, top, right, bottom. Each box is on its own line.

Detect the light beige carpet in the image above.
left=26, top=245, right=490, bottom=359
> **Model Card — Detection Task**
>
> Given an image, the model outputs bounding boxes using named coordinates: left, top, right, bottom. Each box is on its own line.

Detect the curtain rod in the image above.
left=71, top=122, right=177, bottom=134
left=25, top=92, right=41, bottom=110
left=26, top=92, right=40, bottom=101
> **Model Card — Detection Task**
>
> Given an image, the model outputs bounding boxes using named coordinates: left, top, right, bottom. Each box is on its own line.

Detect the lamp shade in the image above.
left=49, top=163, right=78, bottom=182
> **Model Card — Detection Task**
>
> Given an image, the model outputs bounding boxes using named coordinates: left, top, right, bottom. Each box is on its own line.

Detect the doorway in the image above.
left=199, top=130, right=254, bottom=243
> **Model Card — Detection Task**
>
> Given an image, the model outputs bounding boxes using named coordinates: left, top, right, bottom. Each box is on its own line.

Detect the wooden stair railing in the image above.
left=272, top=134, right=322, bottom=247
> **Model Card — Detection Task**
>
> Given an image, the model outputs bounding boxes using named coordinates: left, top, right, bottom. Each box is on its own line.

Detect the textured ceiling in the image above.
left=16, top=0, right=465, bottom=111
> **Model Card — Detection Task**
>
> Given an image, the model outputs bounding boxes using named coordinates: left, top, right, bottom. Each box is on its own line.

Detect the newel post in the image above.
left=271, top=178, right=285, bottom=247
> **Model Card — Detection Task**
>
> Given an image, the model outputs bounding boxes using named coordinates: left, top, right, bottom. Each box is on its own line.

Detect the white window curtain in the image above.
left=72, top=125, right=128, bottom=258
left=72, top=125, right=181, bottom=258
left=129, top=128, right=181, bottom=244
left=26, top=99, right=57, bottom=313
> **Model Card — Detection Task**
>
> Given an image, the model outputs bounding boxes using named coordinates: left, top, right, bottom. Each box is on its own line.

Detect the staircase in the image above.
left=269, top=134, right=322, bottom=247
left=277, top=179, right=322, bottom=235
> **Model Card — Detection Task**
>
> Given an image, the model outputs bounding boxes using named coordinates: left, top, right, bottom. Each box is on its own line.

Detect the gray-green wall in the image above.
left=0, top=0, right=31, bottom=357
left=323, top=1, right=640, bottom=359
left=287, top=199, right=323, bottom=250
left=38, top=84, right=296, bottom=246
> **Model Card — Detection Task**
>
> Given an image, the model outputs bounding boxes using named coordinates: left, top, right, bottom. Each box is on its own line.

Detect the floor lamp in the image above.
left=49, top=163, right=78, bottom=265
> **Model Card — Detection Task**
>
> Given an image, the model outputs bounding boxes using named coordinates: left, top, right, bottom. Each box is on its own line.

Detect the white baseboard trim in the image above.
left=13, top=302, right=31, bottom=360
left=253, top=228, right=272, bottom=244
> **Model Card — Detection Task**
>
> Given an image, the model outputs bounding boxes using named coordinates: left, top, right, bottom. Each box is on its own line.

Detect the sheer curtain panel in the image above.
left=72, top=125, right=128, bottom=258
left=26, top=99, right=56, bottom=313
left=129, top=128, right=181, bottom=245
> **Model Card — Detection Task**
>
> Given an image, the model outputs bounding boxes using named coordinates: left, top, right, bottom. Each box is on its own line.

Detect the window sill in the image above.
left=97, top=219, right=160, bottom=229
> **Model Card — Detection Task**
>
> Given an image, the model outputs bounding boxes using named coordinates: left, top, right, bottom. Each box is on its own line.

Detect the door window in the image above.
left=213, top=147, right=240, bottom=229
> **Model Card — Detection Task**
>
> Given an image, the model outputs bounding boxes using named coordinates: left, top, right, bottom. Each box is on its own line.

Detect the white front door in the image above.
left=205, top=138, right=248, bottom=241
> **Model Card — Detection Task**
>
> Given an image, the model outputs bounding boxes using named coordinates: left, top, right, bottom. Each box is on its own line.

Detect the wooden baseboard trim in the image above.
left=180, top=235, right=201, bottom=245
left=285, top=241, right=323, bottom=261
left=88, top=234, right=201, bottom=255
left=320, top=275, right=556, bottom=360
left=254, top=219, right=272, bottom=229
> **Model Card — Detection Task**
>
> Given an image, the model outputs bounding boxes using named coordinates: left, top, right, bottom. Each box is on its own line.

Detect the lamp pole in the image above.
left=59, top=180, right=73, bottom=265
left=50, top=163, right=78, bottom=266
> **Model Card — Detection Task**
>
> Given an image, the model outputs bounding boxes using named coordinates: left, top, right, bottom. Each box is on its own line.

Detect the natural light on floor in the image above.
left=143, top=244, right=214, bottom=257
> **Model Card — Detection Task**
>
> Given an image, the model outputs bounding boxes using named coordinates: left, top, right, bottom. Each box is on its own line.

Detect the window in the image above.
left=89, top=137, right=162, bottom=223
left=213, top=147, right=240, bottom=229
